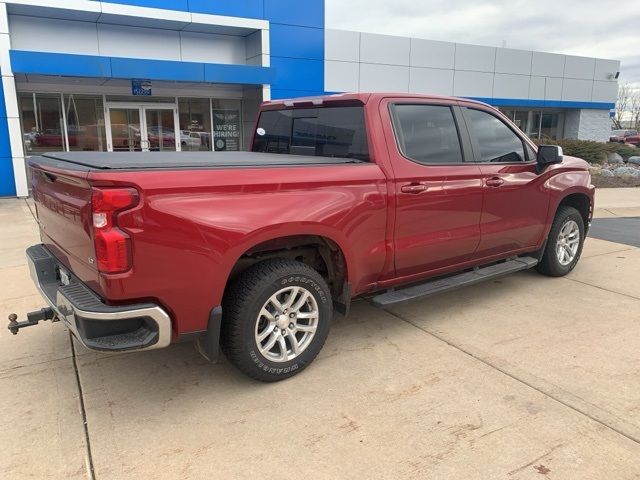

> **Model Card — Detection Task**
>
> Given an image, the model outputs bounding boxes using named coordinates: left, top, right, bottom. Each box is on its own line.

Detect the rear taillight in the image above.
left=91, top=187, right=139, bottom=273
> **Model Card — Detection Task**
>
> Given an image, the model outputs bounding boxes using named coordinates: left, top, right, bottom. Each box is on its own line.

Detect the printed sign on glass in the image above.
left=213, top=110, right=241, bottom=151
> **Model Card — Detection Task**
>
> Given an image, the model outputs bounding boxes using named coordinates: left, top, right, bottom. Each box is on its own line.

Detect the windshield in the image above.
left=252, top=106, right=369, bottom=161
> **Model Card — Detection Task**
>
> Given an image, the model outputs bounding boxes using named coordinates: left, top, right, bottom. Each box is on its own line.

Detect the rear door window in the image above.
left=252, top=106, right=369, bottom=161
left=390, top=104, right=464, bottom=164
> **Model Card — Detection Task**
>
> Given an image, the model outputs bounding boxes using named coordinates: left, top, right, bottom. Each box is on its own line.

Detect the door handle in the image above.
left=401, top=183, right=428, bottom=194
left=485, top=177, right=504, bottom=187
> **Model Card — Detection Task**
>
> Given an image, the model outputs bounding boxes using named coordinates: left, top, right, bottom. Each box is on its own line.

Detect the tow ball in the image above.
left=7, top=308, right=58, bottom=335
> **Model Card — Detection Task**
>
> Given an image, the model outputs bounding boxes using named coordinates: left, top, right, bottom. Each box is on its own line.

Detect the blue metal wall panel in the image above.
left=264, top=0, right=324, bottom=28
left=270, top=24, right=324, bottom=60
left=470, top=97, right=615, bottom=110
left=10, top=51, right=112, bottom=78
left=271, top=89, right=325, bottom=100
left=204, top=64, right=272, bottom=84
left=110, top=57, right=205, bottom=82
left=0, top=69, right=16, bottom=196
left=188, top=0, right=264, bottom=19
left=10, top=51, right=271, bottom=86
left=270, top=57, right=324, bottom=91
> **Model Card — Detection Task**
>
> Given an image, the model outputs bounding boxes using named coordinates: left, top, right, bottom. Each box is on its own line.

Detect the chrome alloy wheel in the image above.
left=555, top=219, right=580, bottom=266
left=254, top=286, right=319, bottom=362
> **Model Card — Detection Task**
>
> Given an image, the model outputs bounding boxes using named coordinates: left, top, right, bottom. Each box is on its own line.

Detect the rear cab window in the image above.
left=252, top=106, right=369, bottom=161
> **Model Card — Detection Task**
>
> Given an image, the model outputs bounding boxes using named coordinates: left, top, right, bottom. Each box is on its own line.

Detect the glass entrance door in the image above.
left=108, top=108, right=142, bottom=152
left=105, top=103, right=179, bottom=152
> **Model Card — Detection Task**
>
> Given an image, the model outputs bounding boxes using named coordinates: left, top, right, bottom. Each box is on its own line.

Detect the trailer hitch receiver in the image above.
left=7, top=308, right=57, bottom=335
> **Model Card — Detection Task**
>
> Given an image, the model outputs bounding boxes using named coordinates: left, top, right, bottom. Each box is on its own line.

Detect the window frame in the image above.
left=388, top=102, right=472, bottom=166
left=461, top=106, right=537, bottom=164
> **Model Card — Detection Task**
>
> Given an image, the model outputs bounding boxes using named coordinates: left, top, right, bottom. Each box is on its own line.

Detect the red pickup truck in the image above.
left=10, top=93, right=594, bottom=381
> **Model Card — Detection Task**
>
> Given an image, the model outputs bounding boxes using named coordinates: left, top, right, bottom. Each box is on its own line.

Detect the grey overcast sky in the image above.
left=326, top=0, right=640, bottom=87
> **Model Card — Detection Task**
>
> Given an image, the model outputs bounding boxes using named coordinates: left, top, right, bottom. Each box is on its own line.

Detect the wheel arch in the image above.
left=556, top=191, right=592, bottom=231
left=225, top=233, right=352, bottom=310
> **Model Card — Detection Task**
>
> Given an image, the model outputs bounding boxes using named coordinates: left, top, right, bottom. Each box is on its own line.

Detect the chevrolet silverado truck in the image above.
left=9, top=93, right=594, bottom=381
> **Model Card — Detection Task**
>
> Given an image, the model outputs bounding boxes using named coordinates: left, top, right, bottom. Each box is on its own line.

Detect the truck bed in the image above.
left=34, top=151, right=363, bottom=171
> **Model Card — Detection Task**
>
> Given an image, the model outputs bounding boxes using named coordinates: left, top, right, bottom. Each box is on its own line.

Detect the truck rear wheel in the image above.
left=221, top=259, right=332, bottom=381
left=536, top=205, right=585, bottom=277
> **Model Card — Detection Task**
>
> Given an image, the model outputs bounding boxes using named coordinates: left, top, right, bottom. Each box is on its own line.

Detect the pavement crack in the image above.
left=564, top=277, right=640, bottom=301
left=70, top=333, right=96, bottom=480
left=379, top=305, right=640, bottom=447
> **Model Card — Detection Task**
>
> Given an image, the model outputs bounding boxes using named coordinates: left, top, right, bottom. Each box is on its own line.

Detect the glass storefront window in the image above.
left=64, top=95, right=106, bottom=151
left=178, top=98, right=212, bottom=151
left=538, top=112, right=564, bottom=140
left=212, top=99, right=242, bottom=151
left=19, top=93, right=65, bottom=153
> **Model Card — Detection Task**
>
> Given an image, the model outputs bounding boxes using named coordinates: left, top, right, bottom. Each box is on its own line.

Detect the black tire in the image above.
left=536, top=206, right=585, bottom=277
left=221, top=259, right=332, bottom=382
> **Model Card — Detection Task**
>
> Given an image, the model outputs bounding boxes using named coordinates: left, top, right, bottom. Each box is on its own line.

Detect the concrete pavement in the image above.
left=1, top=190, right=639, bottom=479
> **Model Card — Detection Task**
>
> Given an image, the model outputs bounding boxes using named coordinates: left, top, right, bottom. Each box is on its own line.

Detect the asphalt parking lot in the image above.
left=2, top=189, right=639, bottom=480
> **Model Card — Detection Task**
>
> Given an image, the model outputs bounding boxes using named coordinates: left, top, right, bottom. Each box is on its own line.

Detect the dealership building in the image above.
left=0, top=0, right=620, bottom=197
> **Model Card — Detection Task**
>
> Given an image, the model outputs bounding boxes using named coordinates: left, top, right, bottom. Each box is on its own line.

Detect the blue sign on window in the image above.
left=132, top=80, right=152, bottom=96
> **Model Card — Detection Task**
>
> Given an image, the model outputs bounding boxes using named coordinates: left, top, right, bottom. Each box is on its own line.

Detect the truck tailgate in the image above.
left=29, top=162, right=97, bottom=280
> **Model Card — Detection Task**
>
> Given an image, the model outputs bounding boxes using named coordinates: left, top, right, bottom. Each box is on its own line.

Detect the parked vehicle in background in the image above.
left=10, top=93, right=594, bottom=382
left=180, top=130, right=203, bottom=150
left=610, top=129, right=639, bottom=145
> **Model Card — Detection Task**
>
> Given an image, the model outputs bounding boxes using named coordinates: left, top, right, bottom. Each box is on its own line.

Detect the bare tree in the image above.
left=630, top=91, right=640, bottom=131
left=613, top=84, right=632, bottom=129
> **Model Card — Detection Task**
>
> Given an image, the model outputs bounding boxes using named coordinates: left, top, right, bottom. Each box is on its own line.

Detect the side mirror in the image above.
left=536, top=145, right=563, bottom=172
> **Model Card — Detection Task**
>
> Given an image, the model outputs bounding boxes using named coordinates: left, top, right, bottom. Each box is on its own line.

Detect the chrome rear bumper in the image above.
left=26, top=244, right=171, bottom=352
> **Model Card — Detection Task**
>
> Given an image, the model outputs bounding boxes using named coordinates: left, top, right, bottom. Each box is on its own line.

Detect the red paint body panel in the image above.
left=28, top=93, right=595, bottom=341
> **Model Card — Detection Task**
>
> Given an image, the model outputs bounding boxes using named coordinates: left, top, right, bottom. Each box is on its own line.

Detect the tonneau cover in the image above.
left=35, top=151, right=362, bottom=171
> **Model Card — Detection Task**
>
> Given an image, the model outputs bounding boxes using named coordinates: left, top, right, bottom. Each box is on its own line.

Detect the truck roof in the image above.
left=261, top=92, right=491, bottom=109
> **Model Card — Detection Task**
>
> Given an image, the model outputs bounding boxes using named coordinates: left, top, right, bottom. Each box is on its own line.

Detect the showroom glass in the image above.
left=19, top=93, right=65, bottom=153
left=178, top=98, right=212, bottom=151
left=391, top=104, right=463, bottom=164
left=252, top=106, right=369, bottom=161
left=466, top=109, right=526, bottom=163
left=64, top=95, right=106, bottom=152
left=212, top=99, right=242, bottom=151
left=145, top=109, right=176, bottom=151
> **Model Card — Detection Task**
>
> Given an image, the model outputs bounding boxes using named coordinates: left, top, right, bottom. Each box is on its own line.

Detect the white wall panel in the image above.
left=564, top=55, right=595, bottom=80
left=360, top=33, right=410, bottom=66
left=325, top=60, right=359, bottom=92
left=545, top=77, right=563, bottom=100
left=562, top=78, right=592, bottom=101
left=594, top=58, right=620, bottom=82
left=453, top=70, right=493, bottom=97
left=531, top=52, right=564, bottom=77
left=325, top=29, right=359, bottom=62
left=454, top=43, right=495, bottom=72
left=409, top=67, right=454, bottom=95
left=97, top=24, right=181, bottom=61
left=359, top=63, right=409, bottom=92
left=493, top=73, right=529, bottom=99
left=180, top=32, right=246, bottom=64
left=591, top=80, right=618, bottom=103
left=0, top=4, right=9, bottom=34
left=529, top=76, right=545, bottom=100
left=410, top=38, right=454, bottom=69
left=495, top=48, right=531, bottom=75
left=9, top=15, right=99, bottom=55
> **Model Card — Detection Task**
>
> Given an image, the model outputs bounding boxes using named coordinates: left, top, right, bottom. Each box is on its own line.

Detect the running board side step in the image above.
left=372, top=257, right=538, bottom=307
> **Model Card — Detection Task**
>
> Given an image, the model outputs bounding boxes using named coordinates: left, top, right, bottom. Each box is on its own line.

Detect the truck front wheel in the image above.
left=221, top=259, right=332, bottom=381
left=536, top=205, right=585, bottom=277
